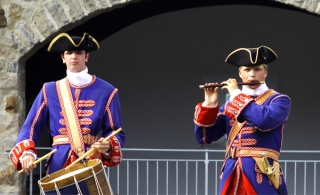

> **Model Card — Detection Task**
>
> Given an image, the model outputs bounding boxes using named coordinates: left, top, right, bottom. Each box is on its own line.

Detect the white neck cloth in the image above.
left=241, top=83, right=269, bottom=96
left=66, top=67, right=92, bottom=86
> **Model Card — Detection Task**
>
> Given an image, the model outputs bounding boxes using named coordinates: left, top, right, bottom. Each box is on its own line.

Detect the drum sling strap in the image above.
left=58, top=78, right=85, bottom=155
left=225, top=90, right=281, bottom=191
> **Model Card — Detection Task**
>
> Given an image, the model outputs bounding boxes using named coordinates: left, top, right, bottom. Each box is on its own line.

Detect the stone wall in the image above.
left=0, top=0, right=318, bottom=194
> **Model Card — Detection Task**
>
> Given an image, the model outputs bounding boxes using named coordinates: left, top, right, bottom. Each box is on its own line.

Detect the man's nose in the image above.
left=249, top=70, right=255, bottom=76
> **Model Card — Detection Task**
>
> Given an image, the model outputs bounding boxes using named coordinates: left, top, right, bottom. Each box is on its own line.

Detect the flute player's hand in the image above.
left=202, top=83, right=219, bottom=107
left=221, top=78, right=238, bottom=96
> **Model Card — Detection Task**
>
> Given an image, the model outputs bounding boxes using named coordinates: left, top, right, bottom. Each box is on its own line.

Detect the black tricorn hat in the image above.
left=47, top=33, right=100, bottom=53
left=225, top=46, right=277, bottom=67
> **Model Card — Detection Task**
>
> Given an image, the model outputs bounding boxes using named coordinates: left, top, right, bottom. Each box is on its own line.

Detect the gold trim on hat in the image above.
left=47, top=33, right=100, bottom=52
left=225, top=46, right=277, bottom=64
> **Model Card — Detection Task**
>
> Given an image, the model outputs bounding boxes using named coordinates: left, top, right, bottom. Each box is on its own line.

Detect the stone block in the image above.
left=0, top=113, right=19, bottom=132
left=14, top=22, right=39, bottom=50
left=45, top=0, right=70, bottom=27
left=8, top=2, right=23, bottom=21
left=62, top=0, right=85, bottom=20
left=0, top=6, right=7, bottom=27
left=5, top=95, right=19, bottom=113
left=0, top=75, right=18, bottom=90
left=31, top=8, right=56, bottom=38
left=0, top=61, right=4, bottom=72
left=7, top=61, right=19, bottom=73
left=0, top=165, right=17, bottom=185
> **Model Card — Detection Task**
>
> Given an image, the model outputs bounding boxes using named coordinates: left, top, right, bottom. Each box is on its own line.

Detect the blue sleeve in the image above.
left=238, top=95, right=291, bottom=130
left=194, top=105, right=228, bottom=145
left=17, top=86, right=49, bottom=144
left=101, top=89, right=126, bottom=148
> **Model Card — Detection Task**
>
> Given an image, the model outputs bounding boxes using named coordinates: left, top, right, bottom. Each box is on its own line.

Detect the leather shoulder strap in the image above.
left=225, top=122, right=242, bottom=155
left=256, top=89, right=277, bottom=105
left=58, top=78, right=84, bottom=154
left=225, top=89, right=277, bottom=155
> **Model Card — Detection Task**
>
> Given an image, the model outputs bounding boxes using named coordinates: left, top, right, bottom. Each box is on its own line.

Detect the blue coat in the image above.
left=11, top=76, right=125, bottom=174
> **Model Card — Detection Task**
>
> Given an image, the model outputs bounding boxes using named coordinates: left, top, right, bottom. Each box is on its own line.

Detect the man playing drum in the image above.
left=193, top=46, right=291, bottom=195
left=9, top=32, right=125, bottom=185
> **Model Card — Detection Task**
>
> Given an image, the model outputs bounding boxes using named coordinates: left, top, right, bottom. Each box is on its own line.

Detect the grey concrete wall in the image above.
left=88, top=4, right=320, bottom=151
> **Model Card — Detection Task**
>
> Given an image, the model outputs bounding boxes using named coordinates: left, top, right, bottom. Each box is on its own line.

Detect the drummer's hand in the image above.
left=92, top=138, right=111, bottom=154
left=203, top=83, right=219, bottom=107
left=221, top=78, right=238, bottom=96
left=20, top=154, right=36, bottom=175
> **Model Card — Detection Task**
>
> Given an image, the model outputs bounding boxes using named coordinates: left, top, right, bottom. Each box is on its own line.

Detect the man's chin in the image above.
left=69, top=68, right=81, bottom=73
left=248, top=85, right=260, bottom=90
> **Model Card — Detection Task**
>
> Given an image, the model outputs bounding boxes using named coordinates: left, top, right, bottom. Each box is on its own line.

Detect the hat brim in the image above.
left=225, top=46, right=277, bottom=67
left=47, top=33, right=100, bottom=53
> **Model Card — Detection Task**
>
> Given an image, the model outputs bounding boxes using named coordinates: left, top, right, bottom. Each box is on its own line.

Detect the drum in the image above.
left=38, top=159, right=113, bottom=195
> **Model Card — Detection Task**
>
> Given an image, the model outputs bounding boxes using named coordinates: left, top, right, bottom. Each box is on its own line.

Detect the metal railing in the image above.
left=28, top=148, right=320, bottom=195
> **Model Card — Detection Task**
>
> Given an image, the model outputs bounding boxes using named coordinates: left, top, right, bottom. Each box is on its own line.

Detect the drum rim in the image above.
left=42, top=171, right=105, bottom=192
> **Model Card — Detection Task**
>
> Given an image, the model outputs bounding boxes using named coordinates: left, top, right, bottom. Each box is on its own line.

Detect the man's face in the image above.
left=239, top=64, right=267, bottom=89
left=61, top=50, right=89, bottom=73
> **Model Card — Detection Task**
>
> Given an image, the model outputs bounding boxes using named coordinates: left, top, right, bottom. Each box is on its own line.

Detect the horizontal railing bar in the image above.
left=120, top=159, right=320, bottom=163
left=36, top=147, right=320, bottom=154
left=280, top=160, right=320, bottom=162
left=122, top=148, right=225, bottom=152
left=120, top=159, right=224, bottom=162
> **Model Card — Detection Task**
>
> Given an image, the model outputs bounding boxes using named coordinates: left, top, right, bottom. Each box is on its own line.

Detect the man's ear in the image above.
left=85, top=52, right=90, bottom=62
left=264, top=70, right=268, bottom=79
left=239, top=71, right=242, bottom=79
left=238, top=66, right=242, bottom=78
left=61, top=54, right=66, bottom=63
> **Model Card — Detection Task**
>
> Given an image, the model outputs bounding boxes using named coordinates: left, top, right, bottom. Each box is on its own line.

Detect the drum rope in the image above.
left=92, top=168, right=103, bottom=195
left=73, top=175, right=83, bottom=195
left=54, top=182, right=62, bottom=195
left=39, top=186, right=45, bottom=195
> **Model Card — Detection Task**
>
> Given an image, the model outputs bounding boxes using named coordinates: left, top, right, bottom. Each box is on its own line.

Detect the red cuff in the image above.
left=225, top=93, right=252, bottom=119
left=100, top=136, right=122, bottom=167
left=9, top=140, right=37, bottom=170
left=194, top=103, right=219, bottom=126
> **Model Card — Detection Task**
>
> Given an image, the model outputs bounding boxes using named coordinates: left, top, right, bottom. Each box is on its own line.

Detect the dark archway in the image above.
left=25, top=0, right=318, bottom=151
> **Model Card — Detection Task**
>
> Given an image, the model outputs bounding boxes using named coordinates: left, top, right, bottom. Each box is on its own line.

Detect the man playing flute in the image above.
left=193, top=46, right=291, bottom=195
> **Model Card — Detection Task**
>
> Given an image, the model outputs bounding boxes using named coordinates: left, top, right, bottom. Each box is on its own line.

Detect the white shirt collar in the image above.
left=241, top=82, right=269, bottom=96
left=66, top=67, right=92, bottom=86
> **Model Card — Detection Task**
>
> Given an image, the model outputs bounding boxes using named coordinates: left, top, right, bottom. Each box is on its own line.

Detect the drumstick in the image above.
left=67, top=128, right=122, bottom=168
left=18, top=149, right=57, bottom=174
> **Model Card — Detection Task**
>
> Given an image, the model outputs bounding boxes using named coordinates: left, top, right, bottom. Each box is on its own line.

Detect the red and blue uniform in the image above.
left=9, top=75, right=125, bottom=174
left=194, top=89, right=290, bottom=195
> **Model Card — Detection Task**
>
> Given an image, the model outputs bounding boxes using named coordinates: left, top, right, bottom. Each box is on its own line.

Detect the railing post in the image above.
left=29, top=170, right=33, bottom=195
left=205, top=149, right=209, bottom=195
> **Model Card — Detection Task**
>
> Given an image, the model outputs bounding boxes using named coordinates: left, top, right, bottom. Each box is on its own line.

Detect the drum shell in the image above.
left=38, top=159, right=112, bottom=195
